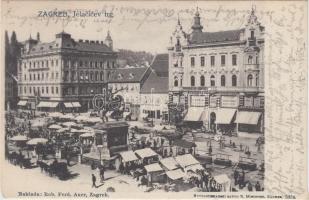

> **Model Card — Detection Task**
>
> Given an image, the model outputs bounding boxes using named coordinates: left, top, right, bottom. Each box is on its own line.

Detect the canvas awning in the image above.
left=17, top=100, right=27, bottom=106
left=175, top=154, right=200, bottom=168
left=199, top=110, right=209, bottom=122
left=185, top=164, right=205, bottom=173
left=184, top=107, right=204, bottom=121
left=119, top=150, right=139, bottom=162
left=235, top=111, right=261, bottom=125
left=72, top=102, right=81, bottom=107
left=134, top=148, right=158, bottom=159
left=64, top=102, right=73, bottom=108
left=144, top=163, right=163, bottom=173
left=159, top=157, right=179, bottom=170
left=37, top=101, right=59, bottom=108
left=216, top=109, right=236, bottom=124
left=166, top=169, right=186, bottom=180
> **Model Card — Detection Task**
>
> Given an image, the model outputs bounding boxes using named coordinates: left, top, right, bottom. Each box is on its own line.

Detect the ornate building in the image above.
left=168, top=8, right=264, bottom=134
left=17, top=31, right=117, bottom=112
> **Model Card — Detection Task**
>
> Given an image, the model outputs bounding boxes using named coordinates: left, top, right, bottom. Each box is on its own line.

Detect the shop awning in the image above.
left=134, top=148, right=158, bottom=159
left=37, top=101, right=59, bottom=108
left=235, top=111, right=261, bottom=125
left=159, top=157, right=179, bottom=170
left=119, top=150, right=139, bottom=162
left=144, top=163, right=163, bottom=173
left=72, top=102, right=81, bottom=107
left=184, top=107, right=204, bottom=121
left=216, top=109, right=236, bottom=124
left=166, top=169, right=186, bottom=180
left=17, top=100, right=27, bottom=106
left=199, top=110, right=209, bottom=121
left=175, top=154, right=200, bottom=168
left=173, top=139, right=196, bottom=148
left=64, top=102, right=73, bottom=108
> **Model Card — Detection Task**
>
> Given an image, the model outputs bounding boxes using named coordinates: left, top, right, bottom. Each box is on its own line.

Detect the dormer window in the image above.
left=129, top=73, right=134, bottom=79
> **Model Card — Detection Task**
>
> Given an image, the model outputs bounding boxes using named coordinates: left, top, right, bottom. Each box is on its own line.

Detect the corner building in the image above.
left=168, top=9, right=264, bottom=135
left=17, top=31, right=117, bottom=112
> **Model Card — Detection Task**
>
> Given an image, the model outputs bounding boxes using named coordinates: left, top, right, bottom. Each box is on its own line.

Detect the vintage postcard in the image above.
left=1, top=0, right=308, bottom=199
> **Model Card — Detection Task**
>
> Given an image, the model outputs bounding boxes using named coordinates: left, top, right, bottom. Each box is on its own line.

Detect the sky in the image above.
left=2, top=1, right=273, bottom=53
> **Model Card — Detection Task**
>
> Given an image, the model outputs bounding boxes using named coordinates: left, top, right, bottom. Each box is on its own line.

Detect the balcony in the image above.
left=245, top=64, right=260, bottom=71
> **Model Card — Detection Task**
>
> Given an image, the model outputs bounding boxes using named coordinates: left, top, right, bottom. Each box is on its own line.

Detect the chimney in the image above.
left=96, top=40, right=99, bottom=44
left=85, top=40, right=89, bottom=43
left=90, top=40, right=95, bottom=44
left=79, top=39, right=83, bottom=42
left=100, top=41, right=104, bottom=45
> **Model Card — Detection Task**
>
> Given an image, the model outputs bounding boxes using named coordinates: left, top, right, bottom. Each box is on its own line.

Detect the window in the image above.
left=23, top=87, right=26, bottom=94
left=256, top=76, right=259, bottom=86
left=56, top=60, right=58, bottom=66
left=46, top=73, right=49, bottom=80
left=56, top=87, right=59, bottom=94
left=100, top=72, right=104, bottom=81
left=24, top=75, right=26, bottom=81
left=42, top=87, right=44, bottom=94
left=174, top=76, right=178, bottom=87
left=210, top=75, right=215, bottom=86
left=46, top=87, right=49, bottom=94
left=38, top=73, right=40, bottom=80
left=95, top=72, right=99, bottom=81
left=191, top=57, right=195, bottom=67
left=42, top=61, right=44, bottom=67
left=29, top=87, right=32, bottom=94
left=232, top=55, right=237, bottom=66
left=51, top=60, right=54, bottom=66
left=221, top=55, right=225, bottom=66
left=221, top=75, right=226, bottom=86
left=30, top=74, right=32, bottom=81
left=100, top=62, right=103, bottom=68
left=256, top=56, right=259, bottom=64
left=112, top=61, right=115, bottom=68
left=51, top=72, right=54, bottom=79
left=51, top=87, right=54, bottom=94
left=191, top=76, right=195, bottom=86
left=42, top=73, right=44, bottom=80
left=251, top=30, right=254, bottom=38
left=232, top=75, right=237, bottom=86
left=33, top=74, right=36, bottom=80
left=200, top=75, right=205, bottom=86
left=90, top=72, right=94, bottom=81
left=46, top=60, right=49, bottom=67
left=56, top=72, right=59, bottom=80
left=211, top=56, right=215, bottom=66
left=79, top=61, right=83, bottom=67
left=247, top=74, right=253, bottom=86
left=248, top=55, right=253, bottom=64
left=200, top=56, right=205, bottom=66
left=95, top=61, right=98, bottom=68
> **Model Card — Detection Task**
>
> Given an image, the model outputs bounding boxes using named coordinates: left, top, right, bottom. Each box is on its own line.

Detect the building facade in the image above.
left=168, top=8, right=264, bottom=134
left=107, top=67, right=151, bottom=119
left=17, top=31, right=117, bottom=112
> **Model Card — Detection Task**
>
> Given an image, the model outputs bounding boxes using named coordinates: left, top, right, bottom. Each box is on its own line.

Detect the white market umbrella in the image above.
left=48, top=124, right=62, bottom=130
left=10, top=135, right=28, bottom=141
left=27, top=138, right=48, bottom=145
left=62, top=121, right=76, bottom=127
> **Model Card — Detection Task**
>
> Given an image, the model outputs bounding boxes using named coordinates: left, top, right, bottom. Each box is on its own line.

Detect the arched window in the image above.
left=210, top=75, right=215, bottom=86
left=200, top=75, right=205, bottom=86
left=248, top=55, right=253, bottom=64
left=100, top=72, right=104, bottom=81
left=191, top=76, right=195, bottom=87
left=247, top=74, right=253, bottom=86
left=95, top=71, right=99, bottom=81
left=232, top=75, right=237, bottom=87
left=221, top=75, right=225, bottom=86
left=174, top=76, right=178, bottom=87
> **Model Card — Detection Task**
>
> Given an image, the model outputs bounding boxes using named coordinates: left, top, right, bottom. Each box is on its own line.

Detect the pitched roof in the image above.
left=140, top=71, right=168, bottom=94
left=75, top=41, right=112, bottom=53
left=150, top=53, right=169, bottom=77
left=108, top=67, right=149, bottom=83
left=189, top=29, right=245, bottom=45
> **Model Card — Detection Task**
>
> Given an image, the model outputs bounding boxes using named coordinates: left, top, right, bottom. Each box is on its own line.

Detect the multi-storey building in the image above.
left=17, top=31, right=117, bottom=112
left=107, top=67, right=151, bottom=119
left=168, top=8, right=264, bottom=134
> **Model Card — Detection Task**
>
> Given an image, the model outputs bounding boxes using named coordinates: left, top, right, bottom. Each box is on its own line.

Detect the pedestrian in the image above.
left=208, top=145, right=212, bottom=155
left=247, top=181, right=253, bottom=191
left=255, top=181, right=261, bottom=191
left=92, top=174, right=97, bottom=188
left=100, top=166, right=105, bottom=182
left=234, top=169, right=239, bottom=186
